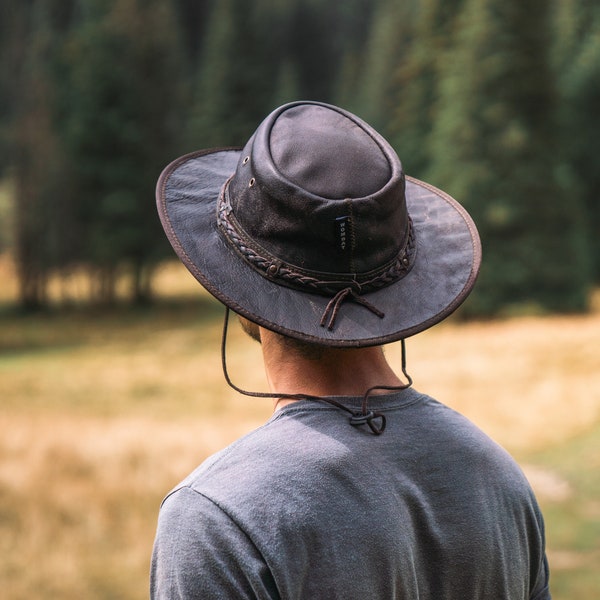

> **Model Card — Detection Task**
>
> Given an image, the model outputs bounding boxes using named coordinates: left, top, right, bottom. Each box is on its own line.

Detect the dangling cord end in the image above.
left=221, top=307, right=276, bottom=399
left=221, top=306, right=249, bottom=396
left=399, top=338, right=413, bottom=389
left=350, top=338, right=412, bottom=436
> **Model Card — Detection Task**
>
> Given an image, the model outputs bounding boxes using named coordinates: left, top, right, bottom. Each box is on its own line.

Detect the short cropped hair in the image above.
left=239, top=315, right=326, bottom=360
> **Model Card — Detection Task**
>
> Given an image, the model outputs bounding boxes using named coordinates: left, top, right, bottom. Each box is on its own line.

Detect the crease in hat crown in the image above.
left=217, top=101, right=415, bottom=291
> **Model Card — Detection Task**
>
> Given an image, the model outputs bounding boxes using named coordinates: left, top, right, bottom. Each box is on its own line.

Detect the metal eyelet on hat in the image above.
left=242, top=156, right=250, bottom=165
left=249, top=178, right=255, bottom=187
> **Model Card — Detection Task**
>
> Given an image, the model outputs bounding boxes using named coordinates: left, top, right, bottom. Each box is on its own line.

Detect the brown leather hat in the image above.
left=156, top=101, right=481, bottom=347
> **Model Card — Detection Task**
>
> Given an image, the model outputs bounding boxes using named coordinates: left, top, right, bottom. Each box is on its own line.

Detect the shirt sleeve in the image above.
left=529, top=502, right=552, bottom=600
left=150, top=486, right=279, bottom=600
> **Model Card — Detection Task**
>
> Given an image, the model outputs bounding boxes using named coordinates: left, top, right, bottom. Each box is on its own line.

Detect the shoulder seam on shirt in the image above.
left=156, top=486, right=279, bottom=597
left=167, top=485, right=269, bottom=564
left=163, top=486, right=254, bottom=541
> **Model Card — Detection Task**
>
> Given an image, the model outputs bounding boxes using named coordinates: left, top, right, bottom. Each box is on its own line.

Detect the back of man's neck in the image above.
left=259, top=329, right=403, bottom=405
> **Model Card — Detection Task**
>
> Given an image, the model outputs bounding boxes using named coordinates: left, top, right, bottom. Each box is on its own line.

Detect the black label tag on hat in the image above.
left=335, top=216, right=352, bottom=254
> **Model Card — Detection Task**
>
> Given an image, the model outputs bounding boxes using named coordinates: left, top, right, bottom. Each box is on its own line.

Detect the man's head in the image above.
left=157, top=101, right=481, bottom=347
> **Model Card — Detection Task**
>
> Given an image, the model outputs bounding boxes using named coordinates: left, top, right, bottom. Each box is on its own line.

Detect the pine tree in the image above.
left=388, top=0, right=465, bottom=177
left=190, top=0, right=380, bottom=149
left=288, top=0, right=376, bottom=102
left=427, top=0, right=590, bottom=315
left=10, top=0, right=76, bottom=309
left=555, top=0, right=600, bottom=282
left=339, top=0, right=415, bottom=133
left=190, top=0, right=282, bottom=148
left=59, top=0, right=185, bottom=303
left=170, top=0, right=213, bottom=70
left=0, top=0, right=33, bottom=175
left=271, top=58, right=301, bottom=107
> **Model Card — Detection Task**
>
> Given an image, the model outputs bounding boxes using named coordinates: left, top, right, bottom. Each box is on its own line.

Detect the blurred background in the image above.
left=0, top=0, right=598, bottom=598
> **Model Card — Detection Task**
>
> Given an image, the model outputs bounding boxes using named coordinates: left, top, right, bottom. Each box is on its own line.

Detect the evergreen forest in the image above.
left=1, top=0, right=598, bottom=316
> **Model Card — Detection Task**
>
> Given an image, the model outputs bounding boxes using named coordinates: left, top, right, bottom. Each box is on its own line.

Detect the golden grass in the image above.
left=1, top=259, right=599, bottom=599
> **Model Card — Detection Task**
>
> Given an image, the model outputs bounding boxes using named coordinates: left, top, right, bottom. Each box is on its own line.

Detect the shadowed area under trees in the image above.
left=0, top=0, right=596, bottom=314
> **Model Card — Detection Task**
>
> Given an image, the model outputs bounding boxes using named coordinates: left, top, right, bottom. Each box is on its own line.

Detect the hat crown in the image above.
left=269, top=104, right=391, bottom=199
left=224, top=101, right=410, bottom=276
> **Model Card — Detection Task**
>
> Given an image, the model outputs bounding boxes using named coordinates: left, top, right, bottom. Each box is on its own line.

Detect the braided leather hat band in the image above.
left=217, top=177, right=417, bottom=298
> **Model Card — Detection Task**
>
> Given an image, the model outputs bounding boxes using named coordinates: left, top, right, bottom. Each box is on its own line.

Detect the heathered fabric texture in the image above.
left=151, top=388, right=551, bottom=599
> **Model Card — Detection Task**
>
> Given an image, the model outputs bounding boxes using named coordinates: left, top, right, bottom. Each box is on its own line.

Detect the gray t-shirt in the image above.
left=151, top=388, right=551, bottom=599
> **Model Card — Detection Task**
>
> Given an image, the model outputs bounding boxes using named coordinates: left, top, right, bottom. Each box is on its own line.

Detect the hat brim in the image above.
left=157, top=148, right=481, bottom=347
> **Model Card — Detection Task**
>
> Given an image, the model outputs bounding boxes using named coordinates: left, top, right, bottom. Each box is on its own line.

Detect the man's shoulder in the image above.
left=163, top=414, right=309, bottom=502
left=414, top=394, right=531, bottom=482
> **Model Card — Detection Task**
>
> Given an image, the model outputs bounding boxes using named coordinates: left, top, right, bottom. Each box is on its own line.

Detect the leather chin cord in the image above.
left=220, top=307, right=413, bottom=436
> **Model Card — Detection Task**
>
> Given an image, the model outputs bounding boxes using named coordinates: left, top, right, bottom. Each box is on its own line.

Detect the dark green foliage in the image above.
left=0, top=0, right=35, bottom=175
left=190, top=0, right=278, bottom=148
left=189, top=0, right=378, bottom=149
left=2, top=0, right=595, bottom=313
left=57, top=0, right=186, bottom=303
left=555, top=0, right=600, bottom=282
left=170, top=0, right=213, bottom=69
left=424, top=0, right=591, bottom=315
left=338, top=0, right=415, bottom=132
left=389, top=0, right=466, bottom=176
left=9, top=0, right=76, bottom=309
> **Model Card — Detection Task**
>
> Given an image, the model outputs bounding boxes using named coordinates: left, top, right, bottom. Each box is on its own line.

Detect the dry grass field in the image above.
left=1, top=257, right=599, bottom=599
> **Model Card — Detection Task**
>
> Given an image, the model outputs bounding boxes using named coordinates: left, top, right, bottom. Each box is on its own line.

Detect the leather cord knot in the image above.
left=320, top=287, right=385, bottom=331
left=349, top=410, right=387, bottom=435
